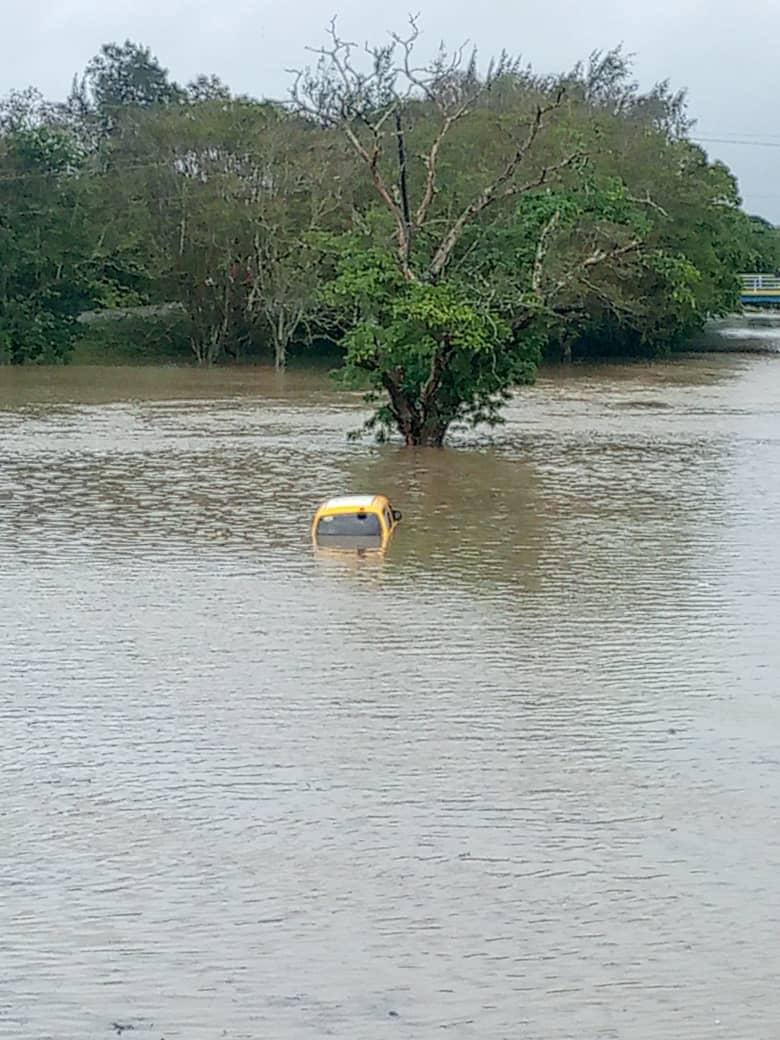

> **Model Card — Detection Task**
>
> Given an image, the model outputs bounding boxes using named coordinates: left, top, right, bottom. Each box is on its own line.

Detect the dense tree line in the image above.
left=1, top=31, right=778, bottom=442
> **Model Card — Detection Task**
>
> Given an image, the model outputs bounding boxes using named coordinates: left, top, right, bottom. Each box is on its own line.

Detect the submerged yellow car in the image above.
left=312, top=494, right=402, bottom=552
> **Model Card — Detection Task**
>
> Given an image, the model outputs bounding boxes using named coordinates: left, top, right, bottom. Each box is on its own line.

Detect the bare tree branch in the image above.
left=429, top=141, right=579, bottom=279
left=546, top=236, right=643, bottom=301
left=626, top=191, right=668, bottom=218
left=532, top=209, right=561, bottom=294
left=414, top=101, right=471, bottom=229
left=290, top=20, right=419, bottom=278
left=420, top=334, right=455, bottom=414
left=578, top=275, right=639, bottom=317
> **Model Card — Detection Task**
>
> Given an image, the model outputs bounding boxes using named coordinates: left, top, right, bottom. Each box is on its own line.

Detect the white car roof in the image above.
left=323, top=495, right=378, bottom=509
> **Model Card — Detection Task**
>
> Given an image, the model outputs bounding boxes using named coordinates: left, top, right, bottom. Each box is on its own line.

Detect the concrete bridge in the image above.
left=740, top=274, right=780, bottom=307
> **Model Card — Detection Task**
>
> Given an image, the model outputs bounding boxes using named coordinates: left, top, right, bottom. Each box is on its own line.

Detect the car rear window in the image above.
left=316, top=512, right=381, bottom=537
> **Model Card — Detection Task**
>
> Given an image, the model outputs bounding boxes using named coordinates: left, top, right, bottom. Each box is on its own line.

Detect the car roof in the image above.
left=322, top=494, right=381, bottom=510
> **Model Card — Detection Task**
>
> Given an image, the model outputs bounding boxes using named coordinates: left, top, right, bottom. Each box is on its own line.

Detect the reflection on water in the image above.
left=313, top=535, right=388, bottom=556
left=3, top=342, right=780, bottom=1040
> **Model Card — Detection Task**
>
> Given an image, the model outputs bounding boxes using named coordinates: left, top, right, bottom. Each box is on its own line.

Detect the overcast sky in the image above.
left=2, top=0, right=778, bottom=222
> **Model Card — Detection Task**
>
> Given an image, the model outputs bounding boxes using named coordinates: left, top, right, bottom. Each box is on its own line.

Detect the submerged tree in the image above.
left=292, top=21, right=670, bottom=445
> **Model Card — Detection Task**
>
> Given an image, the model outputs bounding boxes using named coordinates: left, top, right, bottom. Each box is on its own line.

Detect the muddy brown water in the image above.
left=2, top=340, right=780, bottom=1039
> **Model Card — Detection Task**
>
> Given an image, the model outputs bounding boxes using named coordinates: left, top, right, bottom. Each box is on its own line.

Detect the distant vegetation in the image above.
left=2, top=28, right=779, bottom=442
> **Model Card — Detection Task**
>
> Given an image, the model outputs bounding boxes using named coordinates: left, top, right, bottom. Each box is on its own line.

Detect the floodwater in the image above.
left=2, top=332, right=780, bottom=1039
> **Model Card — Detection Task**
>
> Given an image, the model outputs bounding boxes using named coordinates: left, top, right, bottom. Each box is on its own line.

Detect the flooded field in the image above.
left=2, top=339, right=780, bottom=1039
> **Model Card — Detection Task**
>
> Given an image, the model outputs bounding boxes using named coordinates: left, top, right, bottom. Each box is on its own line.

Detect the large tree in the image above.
left=292, top=23, right=673, bottom=445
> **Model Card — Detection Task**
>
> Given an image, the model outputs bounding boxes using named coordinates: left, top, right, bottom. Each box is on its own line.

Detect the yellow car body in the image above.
left=311, top=494, right=401, bottom=552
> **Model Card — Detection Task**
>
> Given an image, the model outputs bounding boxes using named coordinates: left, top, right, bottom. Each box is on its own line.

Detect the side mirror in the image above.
left=392, top=510, right=402, bottom=522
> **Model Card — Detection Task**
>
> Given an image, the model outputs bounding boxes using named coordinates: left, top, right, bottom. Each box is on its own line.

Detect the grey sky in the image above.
left=2, top=0, right=778, bottom=222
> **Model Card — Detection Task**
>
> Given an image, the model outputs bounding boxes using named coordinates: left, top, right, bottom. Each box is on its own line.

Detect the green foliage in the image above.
left=0, top=27, right=773, bottom=430
left=0, top=126, right=94, bottom=363
left=323, top=243, right=540, bottom=443
left=72, top=311, right=192, bottom=364
left=741, top=214, right=780, bottom=274
left=0, top=111, right=162, bottom=363
left=0, top=306, right=75, bottom=365
left=83, top=41, right=182, bottom=112
left=9, top=124, right=82, bottom=171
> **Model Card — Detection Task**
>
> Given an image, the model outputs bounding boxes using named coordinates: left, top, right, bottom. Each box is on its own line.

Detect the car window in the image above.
left=384, top=508, right=393, bottom=529
left=317, top=512, right=382, bottom=537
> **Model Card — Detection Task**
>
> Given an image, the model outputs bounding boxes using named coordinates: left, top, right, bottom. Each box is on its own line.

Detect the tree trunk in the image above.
left=272, top=312, right=290, bottom=370
left=396, top=409, right=449, bottom=447
left=560, top=332, right=575, bottom=363
left=416, top=424, right=448, bottom=447
left=382, top=370, right=451, bottom=446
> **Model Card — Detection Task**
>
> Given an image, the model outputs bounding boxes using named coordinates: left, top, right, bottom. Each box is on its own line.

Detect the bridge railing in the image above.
left=740, top=274, right=780, bottom=292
